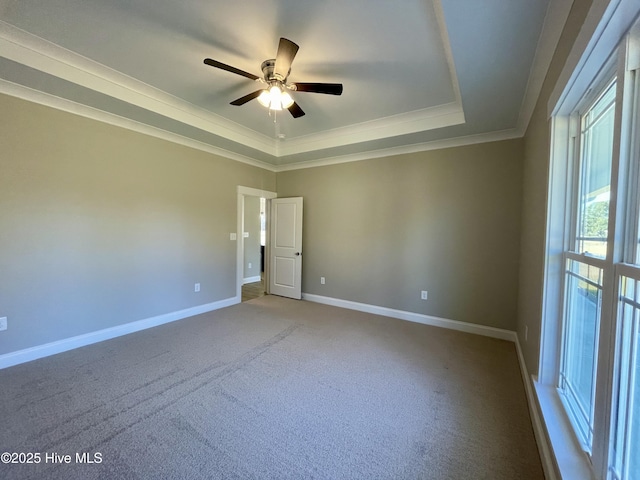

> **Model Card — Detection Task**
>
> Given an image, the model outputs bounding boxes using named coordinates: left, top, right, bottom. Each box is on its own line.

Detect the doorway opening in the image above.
left=236, top=186, right=277, bottom=303
left=242, top=197, right=266, bottom=302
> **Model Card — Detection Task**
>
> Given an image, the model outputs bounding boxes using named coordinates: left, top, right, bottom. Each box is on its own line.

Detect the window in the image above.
left=575, top=81, right=616, bottom=258
left=558, top=79, right=616, bottom=452
left=541, top=6, right=640, bottom=480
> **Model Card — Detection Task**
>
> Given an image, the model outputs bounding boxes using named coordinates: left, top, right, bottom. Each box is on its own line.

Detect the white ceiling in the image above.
left=0, top=0, right=569, bottom=170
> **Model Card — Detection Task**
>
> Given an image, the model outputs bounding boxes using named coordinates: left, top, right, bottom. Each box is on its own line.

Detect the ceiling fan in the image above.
left=204, top=38, right=343, bottom=118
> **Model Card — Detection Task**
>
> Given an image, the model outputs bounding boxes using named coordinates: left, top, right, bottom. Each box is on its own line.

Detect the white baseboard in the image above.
left=243, top=275, right=261, bottom=285
left=302, top=293, right=517, bottom=341
left=514, top=337, right=558, bottom=480
left=0, top=296, right=239, bottom=370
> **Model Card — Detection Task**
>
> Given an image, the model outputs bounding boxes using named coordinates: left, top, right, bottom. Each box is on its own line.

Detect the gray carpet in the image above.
left=0, top=296, right=543, bottom=479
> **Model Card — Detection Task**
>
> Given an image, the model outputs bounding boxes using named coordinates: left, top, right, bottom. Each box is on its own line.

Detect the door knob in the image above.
left=294, top=252, right=301, bottom=256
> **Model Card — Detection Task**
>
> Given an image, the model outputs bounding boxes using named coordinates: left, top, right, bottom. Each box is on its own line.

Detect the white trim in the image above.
left=0, top=296, right=238, bottom=370
left=433, top=0, right=463, bottom=108
left=275, top=128, right=522, bottom=172
left=534, top=382, right=597, bottom=480
left=302, top=293, right=517, bottom=341
left=518, top=0, right=574, bottom=134
left=237, top=186, right=278, bottom=198
left=276, top=103, right=465, bottom=157
left=515, top=338, right=560, bottom=480
left=0, top=79, right=278, bottom=172
left=0, top=75, right=521, bottom=173
left=243, top=275, right=261, bottom=284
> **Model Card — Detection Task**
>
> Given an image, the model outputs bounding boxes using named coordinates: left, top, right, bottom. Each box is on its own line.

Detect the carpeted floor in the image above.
left=0, top=295, right=544, bottom=479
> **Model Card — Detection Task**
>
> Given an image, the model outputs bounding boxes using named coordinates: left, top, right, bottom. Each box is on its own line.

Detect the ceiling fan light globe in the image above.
left=269, top=86, right=283, bottom=110
left=280, top=91, right=294, bottom=108
left=257, top=90, right=271, bottom=108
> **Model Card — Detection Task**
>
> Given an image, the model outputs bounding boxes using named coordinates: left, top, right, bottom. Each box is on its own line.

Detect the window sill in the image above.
left=534, top=380, right=596, bottom=480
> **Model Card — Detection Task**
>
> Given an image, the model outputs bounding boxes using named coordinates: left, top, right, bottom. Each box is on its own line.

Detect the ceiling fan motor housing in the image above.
left=261, top=59, right=290, bottom=85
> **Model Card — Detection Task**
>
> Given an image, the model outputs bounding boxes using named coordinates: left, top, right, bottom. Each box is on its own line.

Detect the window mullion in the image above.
left=568, top=112, right=581, bottom=253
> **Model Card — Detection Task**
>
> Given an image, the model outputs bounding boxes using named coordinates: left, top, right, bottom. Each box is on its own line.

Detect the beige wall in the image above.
left=517, top=0, right=593, bottom=375
left=277, top=139, right=524, bottom=330
left=0, top=93, right=275, bottom=354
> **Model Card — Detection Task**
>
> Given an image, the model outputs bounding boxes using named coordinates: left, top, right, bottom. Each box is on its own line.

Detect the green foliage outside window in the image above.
left=584, top=201, right=609, bottom=238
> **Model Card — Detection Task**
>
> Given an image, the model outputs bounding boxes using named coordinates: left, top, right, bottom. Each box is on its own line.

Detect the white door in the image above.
left=269, top=197, right=303, bottom=299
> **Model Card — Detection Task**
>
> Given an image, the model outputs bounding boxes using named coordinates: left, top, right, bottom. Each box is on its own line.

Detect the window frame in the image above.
left=540, top=4, right=640, bottom=479
left=556, top=66, right=618, bottom=458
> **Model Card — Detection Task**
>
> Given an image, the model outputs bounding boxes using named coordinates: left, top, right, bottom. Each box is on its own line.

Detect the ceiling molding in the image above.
left=433, top=0, right=463, bottom=107
left=517, top=0, right=574, bottom=134
left=0, top=20, right=277, bottom=155
left=276, top=102, right=465, bottom=156
left=0, top=78, right=278, bottom=172
left=274, top=128, right=522, bottom=172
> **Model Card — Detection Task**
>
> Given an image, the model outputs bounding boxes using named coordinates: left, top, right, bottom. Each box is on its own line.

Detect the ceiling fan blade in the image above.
left=230, top=90, right=264, bottom=106
left=274, top=38, right=299, bottom=80
left=204, top=58, right=259, bottom=81
left=287, top=101, right=305, bottom=118
left=294, top=83, right=343, bottom=95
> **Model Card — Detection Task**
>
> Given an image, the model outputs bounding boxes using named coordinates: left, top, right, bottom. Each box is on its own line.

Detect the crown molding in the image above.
left=1, top=71, right=521, bottom=173
left=0, top=20, right=277, bottom=155
left=433, top=0, right=463, bottom=108
left=274, top=128, right=522, bottom=172
left=276, top=102, right=465, bottom=156
left=0, top=79, right=278, bottom=172
left=517, top=0, right=574, bottom=134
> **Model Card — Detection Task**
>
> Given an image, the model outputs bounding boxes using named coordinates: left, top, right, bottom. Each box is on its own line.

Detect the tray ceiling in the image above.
left=0, top=0, right=568, bottom=170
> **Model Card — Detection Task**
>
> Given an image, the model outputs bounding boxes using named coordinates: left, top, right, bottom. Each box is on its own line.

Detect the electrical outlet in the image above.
left=230, top=233, right=237, bottom=240
left=320, top=277, right=326, bottom=285
left=248, top=262, right=252, bottom=269
left=0, top=317, right=7, bottom=331
left=194, top=283, right=200, bottom=292
left=421, top=290, right=428, bottom=300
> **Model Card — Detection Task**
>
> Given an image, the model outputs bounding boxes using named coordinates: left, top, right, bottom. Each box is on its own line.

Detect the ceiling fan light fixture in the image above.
left=256, top=85, right=293, bottom=111
left=206, top=37, right=341, bottom=119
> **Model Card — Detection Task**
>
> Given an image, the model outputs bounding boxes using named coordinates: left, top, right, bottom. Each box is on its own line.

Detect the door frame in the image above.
left=236, top=186, right=277, bottom=302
